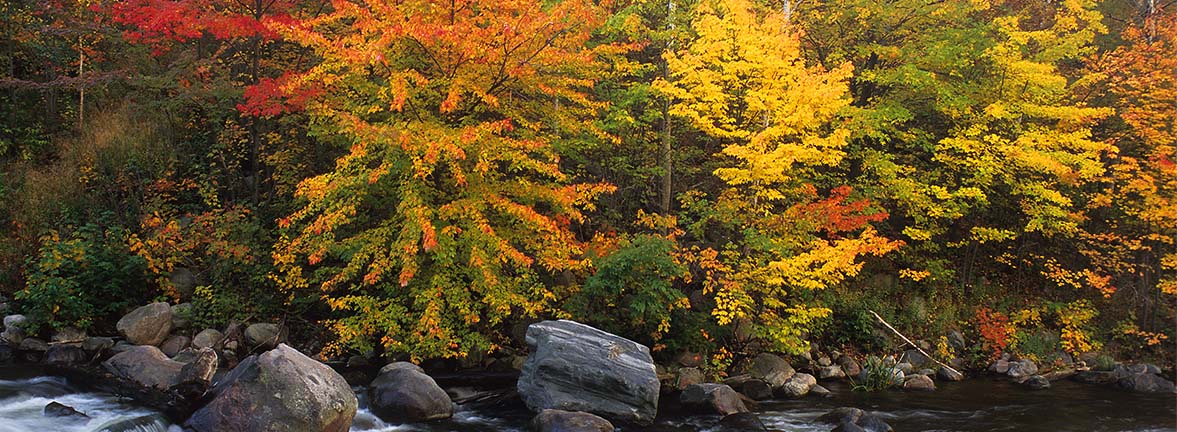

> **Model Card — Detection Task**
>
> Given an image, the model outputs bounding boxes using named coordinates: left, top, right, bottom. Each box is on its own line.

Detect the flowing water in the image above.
left=1, top=366, right=1174, bottom=432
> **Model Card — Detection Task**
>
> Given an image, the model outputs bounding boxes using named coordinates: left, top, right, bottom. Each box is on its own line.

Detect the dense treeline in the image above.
left=1, top=0, right=1172, bottom=369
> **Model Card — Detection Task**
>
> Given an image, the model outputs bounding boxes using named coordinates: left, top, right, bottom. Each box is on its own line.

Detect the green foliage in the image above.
left=1092, top=354, right=1117, bottom=371
left=17, top=221, right=150, bottom=331
left=1010, top=329, right=1060, bottom=363
left=850, top=355, right=895, bottom=392
left=567, top=234, right=689, bottom=346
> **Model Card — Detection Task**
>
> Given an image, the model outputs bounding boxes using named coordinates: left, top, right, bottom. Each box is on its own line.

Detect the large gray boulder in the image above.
left=103, top=346, right=215, bottom=390
left=116, top=303, right=173, bottom=346
left=680, top=383, right=748, bottom=416
left=531, top=409, right=614, bottom=432
left=368, top=361, right=453, bottom=422
left=185, top=344, right=357, bottom=432
left=517, top=320, right=660, bottom=425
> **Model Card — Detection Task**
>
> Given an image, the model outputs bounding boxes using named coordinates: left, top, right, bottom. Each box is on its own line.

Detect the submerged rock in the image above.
left=43, top=401, right=88, bottom=418
left=92, top=414, right=169, bottom=432
left=1023, top=375, right=1051, bottom=390
left=817, top=407, right=893, bottom=432
left=680, top=383, right=748, bottom=416
left=368, top=361, right=453, bottom=423
left=531, top=409, right=614, bottom=432
left=716, top=412, right=768, bottom=431
left=517, top=320, right=660, bottom=425
left=185, top=344, right=357, bottom=432
left=116, top=303, right=172, bottom=346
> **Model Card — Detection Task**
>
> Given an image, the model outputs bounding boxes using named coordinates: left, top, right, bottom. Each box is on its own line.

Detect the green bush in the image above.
left=17, top=221, right=151, bottom=331
left=566, top=234, right=689, bottom=346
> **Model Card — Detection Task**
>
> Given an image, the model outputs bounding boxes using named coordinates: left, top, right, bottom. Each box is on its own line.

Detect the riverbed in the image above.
left=1, top=366, right=1173, bottom=432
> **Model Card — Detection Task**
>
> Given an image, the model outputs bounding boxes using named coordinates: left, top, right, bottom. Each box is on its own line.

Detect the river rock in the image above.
left=20, top=337, right=49, bottom=352
left=817, top=407, right=893, bottom=432
left=192, top=329, right=224, bottom=350
left=185, top=344, right=357, bottom=432
left=0, top=345, right=13, bottom=363
left=83, top=337, right=115, bottom=352
left=681, top=383, right=748, bottom=416
left=44, top=345, right=89, bottom=365
left=369, top=361, right=453, bottom=422
left=810, top=384, right=832, bottom=397
left=899, top=349, right=930, bottom=368
left=3, top=314, right=26, bottom=330
left=819, top=365, right=845, bottom=380
left=777, top=372, right=817, bottom=398
left=517, top=320, right=659, bottom=425
left=531, top=409, right=614, bottom=432
left=243, top=323, right=284, bottom=351
left=1116, top=372, right=1177, bottom=393
left=104, top=345, right=190, bottom=390
left=51, top=326, right=86, bottom=344
left=116, top=303, right=172, bottom=346
left=174, top=348, right=218, bottom=391
left=902, top=374, right=935, bottom=391
left=160, top=335, right=191, bottom=357
left=838, top=356, right=862, bottom=377
left=989, top=359, right=1011, bottom=375
left=895, top=362, right=914, bottom=375
left=736, top=353, right=794, bottom=388
left=733, top=378, right=773, bottom=401
left=674, top=367, right=705, bottom=391
left=1, top=314, right=27, bottom=345
left=1023, top=375, right=1050, bottom=390
left=171, top=303, right=194, bottom=330
left=716, top=412, right=768, bottom=431
left=1006, top=359, right=1038, bottom=378
left=44, top=401, right=88, bottom=418
left=938, top=366, right=964, bottom=381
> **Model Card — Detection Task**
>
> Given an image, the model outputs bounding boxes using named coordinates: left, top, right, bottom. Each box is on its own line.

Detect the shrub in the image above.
left=17, top=221, right=151, bottom=331
left=566, top=234, right=690, bottom=347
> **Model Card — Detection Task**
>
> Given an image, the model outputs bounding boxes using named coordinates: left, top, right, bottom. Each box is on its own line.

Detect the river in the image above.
left=1, top=366, right=1173, bottom=432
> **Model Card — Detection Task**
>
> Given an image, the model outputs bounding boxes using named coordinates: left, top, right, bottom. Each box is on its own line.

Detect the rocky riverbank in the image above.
left=0, top=305, right=1173, bottom=432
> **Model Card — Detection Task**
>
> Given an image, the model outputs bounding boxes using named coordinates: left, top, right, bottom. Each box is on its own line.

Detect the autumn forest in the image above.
left=0, top=0, right=1173, bottom=372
